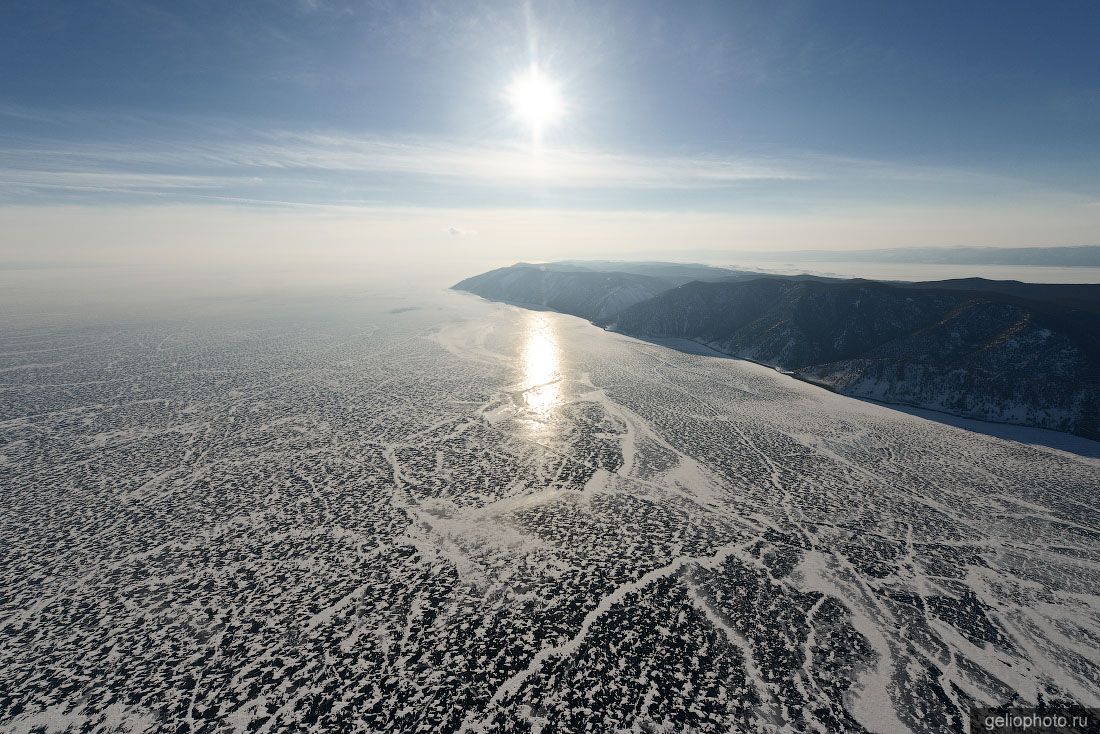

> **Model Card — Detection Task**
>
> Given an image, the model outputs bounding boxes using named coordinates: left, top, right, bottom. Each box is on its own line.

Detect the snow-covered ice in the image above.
left=1, top=290, right=1097, bottom=733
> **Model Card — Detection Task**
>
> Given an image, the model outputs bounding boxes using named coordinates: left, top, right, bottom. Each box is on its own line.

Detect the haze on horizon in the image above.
left=2, top=0, right=1099, bottom=278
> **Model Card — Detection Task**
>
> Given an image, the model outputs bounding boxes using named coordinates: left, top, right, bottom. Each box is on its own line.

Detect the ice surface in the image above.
left=1, top=291, right=1097, bottom=733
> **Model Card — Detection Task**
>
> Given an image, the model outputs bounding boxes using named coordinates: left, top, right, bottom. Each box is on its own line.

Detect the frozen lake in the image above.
left=1, top=288, right=1098, bottom=732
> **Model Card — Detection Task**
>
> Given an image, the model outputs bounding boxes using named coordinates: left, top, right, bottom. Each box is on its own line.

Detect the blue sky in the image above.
left=2, top=0, right=1099, bottom=267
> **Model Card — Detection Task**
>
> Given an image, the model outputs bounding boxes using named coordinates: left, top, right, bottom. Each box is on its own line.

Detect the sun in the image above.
left=507, top=65, right=563, bottom=136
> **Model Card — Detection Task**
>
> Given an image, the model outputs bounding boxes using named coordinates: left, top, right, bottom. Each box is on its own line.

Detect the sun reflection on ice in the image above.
left=521, top=312, right=562, bottom=426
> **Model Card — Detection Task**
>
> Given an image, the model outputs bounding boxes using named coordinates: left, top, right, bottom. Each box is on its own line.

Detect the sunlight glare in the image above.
left=507, top=66, right=564, bottom=137
left=521, top=312, right=562, bottom=425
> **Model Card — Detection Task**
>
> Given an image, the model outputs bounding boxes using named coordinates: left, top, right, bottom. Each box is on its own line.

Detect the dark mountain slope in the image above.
left=892, top=278, right=1100, bottom=314
left=607, top=278, right=1100, bottom=438
left=601, top=279, right=961, bottom=368
left=799, top=299, right=1099, bottom=437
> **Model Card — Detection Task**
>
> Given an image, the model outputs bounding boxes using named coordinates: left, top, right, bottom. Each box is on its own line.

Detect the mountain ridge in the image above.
left=728, top=245, right=1100, bottom=266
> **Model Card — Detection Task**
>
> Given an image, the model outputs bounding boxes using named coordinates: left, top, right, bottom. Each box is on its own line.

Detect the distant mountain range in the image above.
left=727, top=245, right=1100, bottom=266
left=454, top=262, right=1100, bottom=439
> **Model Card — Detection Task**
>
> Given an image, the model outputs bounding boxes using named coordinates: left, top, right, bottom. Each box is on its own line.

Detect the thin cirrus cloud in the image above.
left=0, top=169, right=232, bottom=195
left=0, top=128, right=1082, bottom=214
left=223, top=133, right=812, bottom=188
left=0, top=131, right=811, bottom=203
